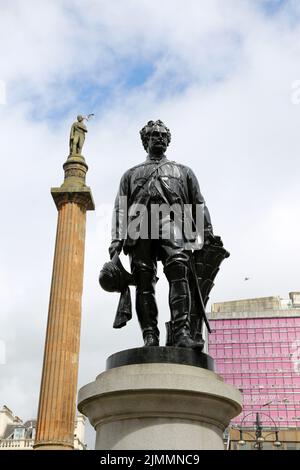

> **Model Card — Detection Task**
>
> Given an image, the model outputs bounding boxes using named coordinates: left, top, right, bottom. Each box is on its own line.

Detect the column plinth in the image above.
left=34, top=154, right=94, bottom=450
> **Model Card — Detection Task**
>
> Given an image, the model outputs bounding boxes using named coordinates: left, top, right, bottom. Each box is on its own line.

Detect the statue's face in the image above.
left=77, top=115, right=84, bottom=122
left=148, top=127, right=168, bottom=154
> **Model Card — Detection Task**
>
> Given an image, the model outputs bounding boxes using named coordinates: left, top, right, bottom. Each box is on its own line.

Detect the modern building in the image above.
left=0, top=405, right=87, bottom=450
left=208, top=292, right=300, bottom=450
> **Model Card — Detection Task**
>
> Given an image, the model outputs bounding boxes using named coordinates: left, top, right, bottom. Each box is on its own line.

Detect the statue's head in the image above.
left=77, top=115, right=84, bottom=122
left=140, top=120, right=171, bottom=154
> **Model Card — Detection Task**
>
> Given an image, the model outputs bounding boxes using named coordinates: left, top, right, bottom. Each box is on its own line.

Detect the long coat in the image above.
left=112, top=156, right=212, bottom=253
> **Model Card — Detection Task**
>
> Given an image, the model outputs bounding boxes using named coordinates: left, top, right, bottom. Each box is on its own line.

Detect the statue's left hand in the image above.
left=204, top=228, right=216, bottom=245
left=204, top=230, right=223, bottom=247
left=109, top=240, right=124, bottom=259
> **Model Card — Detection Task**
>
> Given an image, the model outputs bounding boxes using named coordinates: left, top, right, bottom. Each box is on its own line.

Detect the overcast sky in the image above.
left=1, top=0, right=300, bottom=448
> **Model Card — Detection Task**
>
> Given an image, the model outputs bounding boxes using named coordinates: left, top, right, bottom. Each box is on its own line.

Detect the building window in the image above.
left=13, top=427, right=25, bottom=440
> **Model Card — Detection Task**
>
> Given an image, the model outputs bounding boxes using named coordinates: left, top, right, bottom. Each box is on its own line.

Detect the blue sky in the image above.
left=1, top=0, right=300, bottom=448
left=260, top=0, right=286, bottom=14
left=4, top=0, right=293, bottom=123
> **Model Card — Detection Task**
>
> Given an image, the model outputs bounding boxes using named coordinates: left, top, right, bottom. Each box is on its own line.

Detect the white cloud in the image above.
left=0, top=80, right=6, bottom=105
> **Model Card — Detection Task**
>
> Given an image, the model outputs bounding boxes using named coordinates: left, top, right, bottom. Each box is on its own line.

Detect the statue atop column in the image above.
left=99, top=120, right=229, bottom=350
left=69, top=115, right=88, bottom=156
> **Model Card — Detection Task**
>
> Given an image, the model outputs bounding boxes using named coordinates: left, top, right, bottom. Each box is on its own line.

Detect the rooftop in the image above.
left=210, top=292, right=300, bottom=320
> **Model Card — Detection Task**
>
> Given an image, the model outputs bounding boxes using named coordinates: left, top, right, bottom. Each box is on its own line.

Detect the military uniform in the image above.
left=111, top=155, right=213, bottom=346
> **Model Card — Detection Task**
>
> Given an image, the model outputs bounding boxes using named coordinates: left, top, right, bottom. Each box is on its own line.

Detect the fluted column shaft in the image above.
left=34, top=155, right=94, bottom=450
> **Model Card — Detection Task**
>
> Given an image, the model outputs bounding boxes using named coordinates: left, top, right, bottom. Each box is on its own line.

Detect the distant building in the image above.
left=208, top=292, right=300, bottom=450
left=0, top=405, right=86, bottom=450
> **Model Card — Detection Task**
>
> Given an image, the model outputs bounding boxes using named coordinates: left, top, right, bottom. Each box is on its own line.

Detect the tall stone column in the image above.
left=34, top=154, right=94, bottom=450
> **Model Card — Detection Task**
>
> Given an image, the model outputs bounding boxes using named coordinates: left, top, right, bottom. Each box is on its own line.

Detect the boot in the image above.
left=174, top=323, right=204, bottom=350
left=143, top=331, right=159, bottom=347
left=135, top=269, right=160, bottom=347
left=165, top=262, right=204, bottom=350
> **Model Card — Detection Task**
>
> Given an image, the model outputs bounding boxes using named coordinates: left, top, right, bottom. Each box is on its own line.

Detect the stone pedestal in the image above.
left=78, top=348, right=242, bottom=450
left=34, top=155, right=94, bottom=450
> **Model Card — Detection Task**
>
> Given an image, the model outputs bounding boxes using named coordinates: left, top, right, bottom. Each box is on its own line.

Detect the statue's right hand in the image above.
left=109, top=240, right=123, bottom=259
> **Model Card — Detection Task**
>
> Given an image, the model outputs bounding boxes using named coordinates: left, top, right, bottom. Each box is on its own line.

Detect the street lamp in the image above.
left=237, top=412, right=282, bottom=450
left=274, top=431, right=282, bottom=448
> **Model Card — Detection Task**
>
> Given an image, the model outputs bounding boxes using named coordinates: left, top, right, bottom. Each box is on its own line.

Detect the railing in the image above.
left=0, top=439, right=34, bottom=449
left=0, top=437, right=87, bottom=450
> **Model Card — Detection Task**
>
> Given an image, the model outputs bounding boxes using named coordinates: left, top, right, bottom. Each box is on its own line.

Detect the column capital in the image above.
left=51, top=154, right=95, bottom=210
left=51, top=187, right=95, bottom=210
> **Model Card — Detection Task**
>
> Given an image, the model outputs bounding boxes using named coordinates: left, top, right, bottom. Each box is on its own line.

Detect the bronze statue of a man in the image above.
left=69, top=115, right=87, bottom=155
left=108, top=120, right=217, bottom=349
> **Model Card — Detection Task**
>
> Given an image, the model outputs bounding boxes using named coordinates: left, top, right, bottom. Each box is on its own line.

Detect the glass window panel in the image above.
left=272, top=332, right=280, bottom=341
left=14, top=428, right=25, bottom=440
left=264, top=332, right=272, bottom=341
left=273, top=346, right=281, bottom=355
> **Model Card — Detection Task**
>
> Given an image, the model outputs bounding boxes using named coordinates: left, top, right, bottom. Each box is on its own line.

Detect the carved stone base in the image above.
left=78, top=348, right=242, bottom=450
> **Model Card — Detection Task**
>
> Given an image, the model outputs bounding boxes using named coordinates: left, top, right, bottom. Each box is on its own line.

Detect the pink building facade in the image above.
left=208, top=295, right=300, bottom=428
